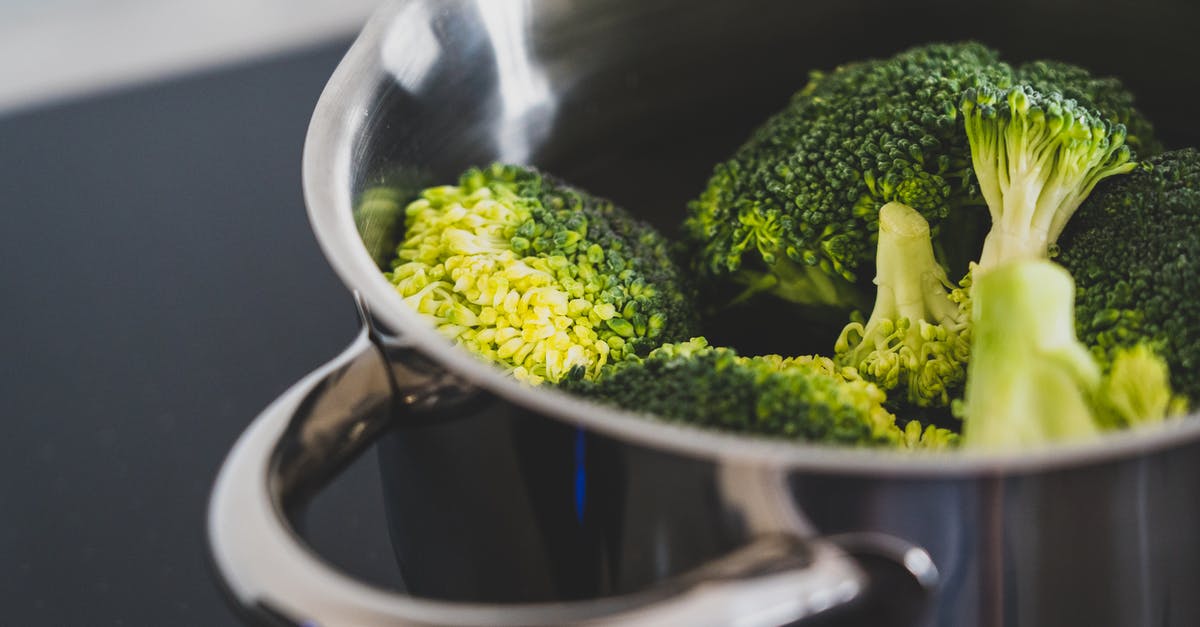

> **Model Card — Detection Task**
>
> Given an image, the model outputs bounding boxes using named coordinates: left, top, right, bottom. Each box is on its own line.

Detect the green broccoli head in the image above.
left=1057, top=148, right=1200, bottom=402
left=685, top=42, right=1014, bottom=310
left=684, top=42, right=1161, bottom=315
left=1016, top=60, right=1162, bottom=156
left=564, top=338, right=957, bottom=449
left=961, top=84, right=1139, bottom=271
left=834, top=202, right=971, bottom=408
left=387, top=163, right=699, bottom=384
left=961, top=259, right=1183, bottom=449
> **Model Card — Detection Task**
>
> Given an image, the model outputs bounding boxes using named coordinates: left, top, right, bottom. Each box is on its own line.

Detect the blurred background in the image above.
left=0, top=2, right=418, bottom=625
left=0, top=0, right=378, bottom=113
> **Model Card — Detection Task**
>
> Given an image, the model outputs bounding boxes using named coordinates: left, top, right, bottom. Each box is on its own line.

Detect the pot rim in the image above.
left=303, top=3, right=1200, bottom=478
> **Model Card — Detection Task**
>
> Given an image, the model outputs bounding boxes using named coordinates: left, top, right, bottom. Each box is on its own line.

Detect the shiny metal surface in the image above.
left=208, top=297, right=871, bottom=626
left=214, top=0, right=1200, bottom=625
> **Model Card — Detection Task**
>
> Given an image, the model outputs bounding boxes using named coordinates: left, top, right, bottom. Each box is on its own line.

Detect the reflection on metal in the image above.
left=209, top=292, right=866, bottom=625
left=381, top=1, right=440, bottom=92
left=718, top=463, right=814, bottom=536
left=826, top=532, right=941, bottom=591
left=476, top=0, right=556, bottom=162
left=903, top=547, right=939, bottom=590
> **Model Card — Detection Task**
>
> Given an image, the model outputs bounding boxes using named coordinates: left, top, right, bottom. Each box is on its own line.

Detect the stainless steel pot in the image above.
left=208, top=1, right=1200, bottom=625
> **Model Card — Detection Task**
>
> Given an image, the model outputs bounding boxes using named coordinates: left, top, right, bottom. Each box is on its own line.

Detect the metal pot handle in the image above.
left=208, top=294, right=870, bottom=626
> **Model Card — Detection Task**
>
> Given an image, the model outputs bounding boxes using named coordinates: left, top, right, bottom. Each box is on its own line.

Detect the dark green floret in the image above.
left=684, top=42, right=1160, bottom=316
left=387, top=163, right=699, bottom=384
left=685, top=42, right=1014, bottom=310
left=564, top=338, right=957, bottom=449
left=1058, top=148, right=1200, bottom=402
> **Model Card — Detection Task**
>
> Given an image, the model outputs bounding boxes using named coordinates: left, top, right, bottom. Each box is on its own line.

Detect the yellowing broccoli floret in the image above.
left=388, top=164, right=698, bottom=384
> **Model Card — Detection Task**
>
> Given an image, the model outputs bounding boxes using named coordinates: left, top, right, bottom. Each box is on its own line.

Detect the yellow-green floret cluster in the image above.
left=387, top=164, right=697, bottom=384
left=834, top=202, right=971, bottom=408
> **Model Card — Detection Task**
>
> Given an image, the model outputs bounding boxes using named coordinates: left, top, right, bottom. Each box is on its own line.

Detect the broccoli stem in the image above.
left=963, top=85, right=1137, bottom=273
left=870, top=202, right=963, bottom=331
left=835, top=202, right=968, bottom=407
left=961, top=260, right=1102, bottom=448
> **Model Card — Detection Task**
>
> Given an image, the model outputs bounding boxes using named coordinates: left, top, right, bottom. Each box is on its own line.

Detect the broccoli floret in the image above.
left=685, top=42, right=1015, bottom=310
left=1097, top=345, right=1189, bottom=429
left=961, top=260, right=1183, bottom=449
left=682, top=41, right=1162, bottom=315
left=1016, top=60, right=1162, bottom=156
left=564, top=338, right=957, bottom=449
left=387, top=163, right=699, bottom=384
left=1057, top=149, right=1200, bottom=401
left=834, top=202, right=970, bottom=408
left=960, top=84, right=1139, bottom=271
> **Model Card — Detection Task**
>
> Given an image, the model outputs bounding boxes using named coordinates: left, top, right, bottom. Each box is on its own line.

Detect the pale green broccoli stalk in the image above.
left=960, top=85, right=1138, bottom=272
left=961, top=260, right=1184, bottom=449
left=961, top=260, right=1102, bottom=448
left=563, top=337, right=957, bottom=449
left=388, top=164, right=698, bottom=384
left=834, top=202, right=970, bottom=408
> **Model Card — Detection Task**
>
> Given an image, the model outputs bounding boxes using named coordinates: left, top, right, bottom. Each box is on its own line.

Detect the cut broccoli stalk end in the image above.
left=962, top=85, right=1138, bottom=273
left=963, top=260, right=1188, bottom=449
left=962, top=260, right=1103, bottom=448
left=835, top=202, right=969, bottom=407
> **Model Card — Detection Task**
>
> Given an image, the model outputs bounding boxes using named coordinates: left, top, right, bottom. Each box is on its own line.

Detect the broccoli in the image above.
left=960, top=84, right=1139, bottom=272
left=961, top=260, right=1183, bottom=449
left=564, top=338, right=957, bottom=449
left=1097, top=344, right=1189, bottom=429
left=1057, top=149, right=1200, bottom=402
left=685, top=42, right=1009, bottom=311
left=387, top=163, right=699, bottom=384
left=834, top=202, right=970, bottom=408
left=684, top=42, right=1159, bottom=314
left=1016, top=60, right=1163, bottom=156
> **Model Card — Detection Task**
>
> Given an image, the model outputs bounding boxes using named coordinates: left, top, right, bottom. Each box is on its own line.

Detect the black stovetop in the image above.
left=0, top=40, right=406, bottom=625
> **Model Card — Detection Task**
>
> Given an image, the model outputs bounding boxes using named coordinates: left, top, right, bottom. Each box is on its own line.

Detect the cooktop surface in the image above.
left=0, top=40, right=406, bottom=626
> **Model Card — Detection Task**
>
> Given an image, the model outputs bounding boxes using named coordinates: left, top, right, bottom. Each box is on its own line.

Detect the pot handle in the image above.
left=208, top=294, right=869, bottom=627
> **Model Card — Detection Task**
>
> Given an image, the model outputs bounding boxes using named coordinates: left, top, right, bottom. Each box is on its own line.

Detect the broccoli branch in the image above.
left=961, top=260, right=1103, bottom=448
left=834, top=202, right=969, bottom=407
left=962, top=85, right=1137, bottom=272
